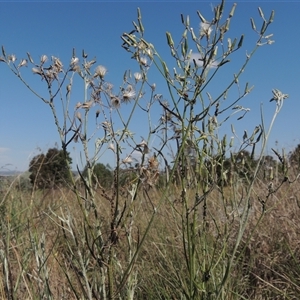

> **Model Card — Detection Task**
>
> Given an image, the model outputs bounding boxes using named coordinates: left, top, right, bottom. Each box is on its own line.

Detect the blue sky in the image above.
left=1, top=1, right=299, bottom=172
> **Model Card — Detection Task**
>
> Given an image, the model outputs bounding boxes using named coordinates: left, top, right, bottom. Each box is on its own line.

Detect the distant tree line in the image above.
left=28, top=148, right=114, bottom=190
left=27, top=145, right=300, bottom=190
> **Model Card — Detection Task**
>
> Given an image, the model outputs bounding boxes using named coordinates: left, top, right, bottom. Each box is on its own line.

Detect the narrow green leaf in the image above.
left=186, top=15, right=190, bottom=27
left=184, top=39, right=188, bottom=56
left=181, top=42, right=186, bottom=57
left=237, top=34, right=244, bottom=48
left=137, top=7, right=142, bottom=19
left=190, top=28, right=197, bottom=41
left=162, top=61, right=169, bottom=76
left=166, top=32, right=174, bottom=48
left=224, top=18, right=231, bottom=32
left=231, top=38, right=237, bottom=49
left=132, top=21, right=140, bottom=33
left=250, top=18, right=256, bottom=31
left=227, top=38, right=232, bottom=50
left=137, top=8, right=144, bottom=34
left=258, top=7, right=265, bottom=20
left=231, top=124, right=235, bottom=135
left=244, top=82, right=249, bottom=94
left=229, top=3, right=237, bottom=18
left=27, top=52, right=34, bottom=64
left=215, top=5, right=221, bottom=21
left=2, top=45, right=6, bottom=57
left=181, top=14, right=184, bottom=24
left=269, top=10, right=275, bottom=23
left=197, top=10, right=206, bottom=23
left=260, top=21, right=267, bottom=35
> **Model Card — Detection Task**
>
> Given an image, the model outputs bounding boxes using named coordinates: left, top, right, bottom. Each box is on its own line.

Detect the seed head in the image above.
left=138, top=56, right=148, bottom=66
left=200, top=22, right=213, bottom=39
left=137, top=140, right=149, bottom=154
left=134, top=72, right=142, bottom=82
left=84, top=58, right=96, bottom=70
left=8, top=54, right=17, bottom=63
left=71, top=64, right=81, bottom=72
left=104, top=82, right=114, bottom=91
left=110, top=96, right=121, bottom=108
left=32, top=67, right=43, bottom=75
left=122, top=156, right=133, bottom=164
left=108, top=143, right=115, bottom=152
left=122, top=85, right=136, bottom=103
left=70, top=56, right=79, bottom=66
left=41, top=55, right=48, bottom=64
left=269, top=89, right=289, bottom=102
left=75, top=102, right=82, bottom=109
left=66, top=84, right=72, bottom=95
left=94, top=65, right=107, bottom=79
left=148, top=155, right=159, bottom=170
left=76, top=111, right=82, bottom=122
left=52, top=56, right=63, bottom=71
left=18, top=59, right=28, bottom=68
left=81, top=100, right=94, bottom=110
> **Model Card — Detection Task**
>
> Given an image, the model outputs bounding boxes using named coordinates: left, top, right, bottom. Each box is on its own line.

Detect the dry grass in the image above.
left=1, top=175, right=300, bottom=299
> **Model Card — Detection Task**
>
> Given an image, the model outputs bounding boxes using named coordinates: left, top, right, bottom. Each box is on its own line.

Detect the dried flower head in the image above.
left=108, top=143, right=115, bottom=152
left=137, top=140, right=149, bottom=154
left=44, top=70, right=57, bottom=82
left=122, top=85, right=136, bottom=103
left=134, top=72, right=142, bottom=82
left=81, top=100, right=94, bottom=110
left=18, top=59, right=28, bottom=68
left=122, top=156, right=133, bottom=164
left=148, top=155, right=159, bottom=170
left=110, top=95, right=121, bottom=108
left=75, top=102, right=82, bottom=109
left=102, top=121, right=111, bottom=131
left=145, top=47, right=153, bottom=59
left=52, top=56, right=63, bottom=69
left=32, top=67, right=43, bottom=75
left=76, top=111, right=82, bottom=122
left=8, top=54, right=17, bottom=63
left=70, top=56, right=79, bottom=66
left=161, top=101, right=169, bottom=108
left=200, top=22, right=213, bottom=39
left=94, top=65, right=107, bottom=79
left=84, top=59, right=96, bottom=70
left=104, top=82, right=114, bottom=92
left=66, top=83, right=72, bottom=95
left=71, top=64, right=81, bottom=73
left=138, top=56, right=148, bottom=66
left=269, top=89, right=289, bottom=102
left=41, top=55, right=48, bottom=64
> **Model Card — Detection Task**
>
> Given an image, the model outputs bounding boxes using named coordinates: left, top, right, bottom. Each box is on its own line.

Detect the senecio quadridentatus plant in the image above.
left=0, top=1, right=291, bottom=299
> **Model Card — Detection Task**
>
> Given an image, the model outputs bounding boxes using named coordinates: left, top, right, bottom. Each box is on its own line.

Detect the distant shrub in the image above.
left=17, top=175, right=32, bottom=191
left=29, top=148, right=72, bottom=189
left=82, top=162, right=113, bottom=188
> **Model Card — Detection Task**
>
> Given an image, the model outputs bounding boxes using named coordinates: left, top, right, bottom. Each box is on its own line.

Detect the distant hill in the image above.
left=0, top=170, right=23, bottom=177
